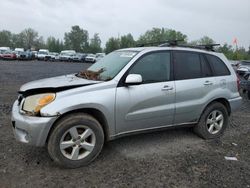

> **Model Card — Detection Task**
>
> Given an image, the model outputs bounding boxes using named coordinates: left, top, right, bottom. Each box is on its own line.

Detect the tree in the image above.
left=46, top=37, right=63, bottom=52
left=0, top=30, right=12, bottom=47
left=105, top=37, right=120, bottom=54
left=120, top=34, right=135, bottom=48
left=88, top=33, right=102, bottom=53
left=137, top=28, right=187, bottom=45
left=19, top=28, right=39, bottom=49
left=64, top=25, right=88, bottom=52
left=190, top=36, right=215, bottom=45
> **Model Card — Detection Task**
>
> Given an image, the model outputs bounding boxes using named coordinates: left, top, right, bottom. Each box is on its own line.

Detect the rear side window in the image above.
left=174, top=51, right=201, bottom=80
left=205, top=54, right=230, bottom=76
left=200, top=54, right=213, bottom=77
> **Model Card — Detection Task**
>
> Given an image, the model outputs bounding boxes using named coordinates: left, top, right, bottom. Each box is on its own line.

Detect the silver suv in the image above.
left=11, top=45, right=242, bottom=168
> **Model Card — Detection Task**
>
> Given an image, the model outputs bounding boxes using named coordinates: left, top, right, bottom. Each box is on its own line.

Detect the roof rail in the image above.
left=136, top=39, right=185, bottom=47
left=161, top=43, right=220, bottom=52
left=136, top=40, right=220, bottom=51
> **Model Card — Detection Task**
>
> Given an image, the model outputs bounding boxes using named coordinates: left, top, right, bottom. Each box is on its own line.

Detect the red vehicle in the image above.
left=2, top=51, right=16, bottom=60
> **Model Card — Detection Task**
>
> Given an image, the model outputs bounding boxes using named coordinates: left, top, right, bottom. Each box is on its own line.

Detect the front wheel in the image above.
left=47, top=113, right=104, bottom=168
left=194, top=102, right=229, bottom=139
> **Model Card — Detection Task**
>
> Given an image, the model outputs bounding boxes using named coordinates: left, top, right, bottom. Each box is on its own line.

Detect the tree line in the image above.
left=0, top=26, right=249, bottom=60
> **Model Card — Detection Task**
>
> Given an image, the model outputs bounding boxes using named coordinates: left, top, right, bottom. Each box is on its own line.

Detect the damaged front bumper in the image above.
left=11, top=100, right=57, bottom=147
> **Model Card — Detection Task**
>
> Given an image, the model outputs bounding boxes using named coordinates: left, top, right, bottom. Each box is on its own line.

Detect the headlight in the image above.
left=22, top=93, right=56, bottom=115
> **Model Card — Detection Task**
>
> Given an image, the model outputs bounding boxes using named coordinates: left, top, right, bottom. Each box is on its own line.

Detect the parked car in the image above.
left=59, top=50, right=76, bottom=62
left=85, top=54, right=96, bottom=63
left=240, top=72, right=250, bottom=99
left=19, top=50, right=33, bottom=60
left=37, top=49, right=49, bottom=60
left=95, top=53, right=105, bottom=62
left=0, top=47, right=10, bottom=58
left=11, top=45, right=242, bottom=168
left=31, top=51, right=38, bottom=59
left=14, top=48, right=25, bottom=59
left=2, top=50, right=16, bottom=60
left=48, top=52, right=59, bottom=61
left=237, top=60, right=250, bottom=76
left=72, top=53, right=87, bottom=62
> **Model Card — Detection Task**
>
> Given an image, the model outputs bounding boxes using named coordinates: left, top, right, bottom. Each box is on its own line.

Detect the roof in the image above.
left=117, top=46, right=221, bottom=55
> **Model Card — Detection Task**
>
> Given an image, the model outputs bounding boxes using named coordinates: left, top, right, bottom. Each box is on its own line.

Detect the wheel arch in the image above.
left=202, top=98, right=231, bottom=117
left=46, top=108, right=110, bottom=144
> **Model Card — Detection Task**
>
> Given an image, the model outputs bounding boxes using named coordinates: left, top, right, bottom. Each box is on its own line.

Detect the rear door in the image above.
left=173, top=51, right=215, bottom=124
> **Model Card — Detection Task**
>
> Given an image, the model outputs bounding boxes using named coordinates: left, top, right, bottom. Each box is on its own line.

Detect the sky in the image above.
left=0, top=0, right=249, bottom=48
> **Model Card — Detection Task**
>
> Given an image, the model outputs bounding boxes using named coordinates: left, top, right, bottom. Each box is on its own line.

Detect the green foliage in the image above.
left=88, top=33, right=102, bottom=53
left=190, top=36, right=215, bottom=45
left=64, top=25, right=89, bottom=52
left=0, top=30, right=13, bottom=47
left=46, top=37, right=64, bottom=52
left=218, top=43, right=250, bottom=60
left=137, top=28, right=187, bottom=44
left=105, top=37, right=120, bottom=54
left=0, top=26, right=249, bottom=60
left=120, top=34, right=135, bottom=48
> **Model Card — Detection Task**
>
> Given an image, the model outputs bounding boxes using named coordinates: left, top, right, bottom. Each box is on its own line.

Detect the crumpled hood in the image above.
left=19, top=74, right=101, bottom=94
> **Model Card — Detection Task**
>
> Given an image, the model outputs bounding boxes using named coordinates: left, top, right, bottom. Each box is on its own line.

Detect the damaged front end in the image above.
left=17, top=74, right=102, bottom=116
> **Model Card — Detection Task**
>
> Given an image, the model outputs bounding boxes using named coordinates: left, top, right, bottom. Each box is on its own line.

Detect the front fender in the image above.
left=40, top=87, right=116, bottom=136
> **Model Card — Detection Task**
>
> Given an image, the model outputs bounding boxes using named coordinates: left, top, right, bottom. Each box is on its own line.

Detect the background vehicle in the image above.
left=48, top=52, right=59, bottom=61
left=11, top=44, right=242, bottom=168
left=72, top=53, right=87, bottom=62
left=37, top=49, right=49, bottom=60
left=240, top=72, right=250, bottom=99
left=14, top=48, right=24, bottom=59
left=95, top=53, right=105, bottom=62
left=59, top=50, right=76, bottom=62
left=2, top=50, right=16, bottom=60
left=237, top=60, right=250, bottom=76
left=85, top=53, right=96, bottom=63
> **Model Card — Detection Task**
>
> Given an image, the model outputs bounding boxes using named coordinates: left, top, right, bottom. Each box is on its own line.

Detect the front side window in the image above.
left=205, top=54, right=230, bottom=76
left=128, top=52, right=171, bottom=84
left=174, top=51, right=202, bottom=80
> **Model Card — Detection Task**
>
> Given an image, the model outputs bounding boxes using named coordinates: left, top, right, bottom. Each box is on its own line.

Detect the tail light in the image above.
left=236, top=75, right=240, bottom=92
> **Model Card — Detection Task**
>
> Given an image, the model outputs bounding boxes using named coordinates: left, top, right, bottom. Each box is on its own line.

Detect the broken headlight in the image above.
left=22, top=93, right=56, bottom=115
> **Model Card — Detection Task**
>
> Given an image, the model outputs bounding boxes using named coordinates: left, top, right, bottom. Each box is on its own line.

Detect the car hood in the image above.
left=238, top=66, right=250, bottom=72
left=19, top=74, right=102, bottom=95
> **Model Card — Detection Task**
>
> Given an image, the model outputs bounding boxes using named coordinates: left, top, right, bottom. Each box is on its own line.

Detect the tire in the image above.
left=247, top=91, right=250, bottom=100
left=47, top=113, right=104, bottom=168
left=194, top=102, right=229, bottom=139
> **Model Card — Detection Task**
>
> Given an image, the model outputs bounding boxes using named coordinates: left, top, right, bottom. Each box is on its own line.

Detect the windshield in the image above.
left=241, top=61, right=250, bottom=66
left=39, top=51, right=48, bottom=55
left=77, top=51, right=138, bottom=81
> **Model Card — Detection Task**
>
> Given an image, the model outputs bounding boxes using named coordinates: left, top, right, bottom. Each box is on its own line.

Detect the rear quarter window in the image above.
left=205, top=54, right=230, bottom=76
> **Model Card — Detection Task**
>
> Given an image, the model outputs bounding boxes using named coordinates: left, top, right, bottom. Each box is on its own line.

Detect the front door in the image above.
left=115, top=51, right=175, bottom=134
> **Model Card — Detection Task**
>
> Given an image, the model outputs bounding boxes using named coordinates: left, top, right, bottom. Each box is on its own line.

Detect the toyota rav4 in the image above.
left=11, top=45, right=242, bottom=168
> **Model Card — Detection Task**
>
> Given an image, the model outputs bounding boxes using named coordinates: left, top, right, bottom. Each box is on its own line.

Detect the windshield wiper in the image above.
left=77, top=68, right=105, bottom=80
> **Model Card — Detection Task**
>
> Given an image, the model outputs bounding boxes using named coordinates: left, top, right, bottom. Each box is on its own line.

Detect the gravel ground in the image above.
left=0, top=60, right=249, bottom=188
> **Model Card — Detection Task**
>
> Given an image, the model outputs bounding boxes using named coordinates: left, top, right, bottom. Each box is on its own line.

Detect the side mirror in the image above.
left=125, top=74, right=142, bottom=85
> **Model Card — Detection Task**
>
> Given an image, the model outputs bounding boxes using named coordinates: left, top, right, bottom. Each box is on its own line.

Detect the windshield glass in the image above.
left=78, top=51, right=138, bottom=81
left=241, top=61, right=250, bottom=66
left=39, top=51, right=48, bottom=55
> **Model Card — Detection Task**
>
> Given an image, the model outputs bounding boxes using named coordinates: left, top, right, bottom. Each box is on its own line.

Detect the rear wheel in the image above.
left=194, top=102, right=229, bottom=139
left=47, top=113, right=104, bottom=168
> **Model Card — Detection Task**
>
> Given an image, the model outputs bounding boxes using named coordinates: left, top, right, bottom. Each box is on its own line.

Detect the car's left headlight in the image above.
left=22, top=93, right=56, bottom=115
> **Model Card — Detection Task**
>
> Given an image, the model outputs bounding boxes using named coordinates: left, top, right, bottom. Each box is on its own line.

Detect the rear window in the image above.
left=205, top=54, right=230, bottom=76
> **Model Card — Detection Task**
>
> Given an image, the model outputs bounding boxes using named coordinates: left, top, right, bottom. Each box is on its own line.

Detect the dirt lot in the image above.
left=0, top=60, right=249, bottom=188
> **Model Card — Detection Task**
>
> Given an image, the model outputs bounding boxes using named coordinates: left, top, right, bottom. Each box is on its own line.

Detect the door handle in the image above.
left=162, top=85, right=174, bottom=91
left=204, top=81, right=213, bottom=86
